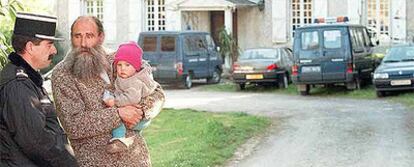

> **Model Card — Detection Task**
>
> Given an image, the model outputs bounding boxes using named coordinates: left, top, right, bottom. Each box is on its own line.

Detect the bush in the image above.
left=0, top=1, right=23, bottom=70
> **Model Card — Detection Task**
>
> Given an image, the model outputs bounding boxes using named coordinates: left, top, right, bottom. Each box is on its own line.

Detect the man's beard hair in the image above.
left=65, top=45, right=110, bottom=81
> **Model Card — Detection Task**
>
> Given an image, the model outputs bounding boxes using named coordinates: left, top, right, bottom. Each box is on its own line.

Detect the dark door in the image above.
left=321, top=28, right=347, bottom=81
left=140, top=35, right=160, bottom=78
left=351, top=27, right=374, bottom=75
left=158, top=35, right=178, bottom=79
left=210, top=11, right=224, bottom=47
left=210, top=10, right=238, bottom=58
left=296, top=29, right=323, bottom=82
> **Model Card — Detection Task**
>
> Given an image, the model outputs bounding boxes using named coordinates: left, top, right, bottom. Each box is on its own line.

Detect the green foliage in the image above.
left=0, top=0, right=23, bottom=70
left=1, top=0, right=56, bottom=71
left=218, top=27, right=239, bottom=62
left=144, top=108, right=271, bottom=167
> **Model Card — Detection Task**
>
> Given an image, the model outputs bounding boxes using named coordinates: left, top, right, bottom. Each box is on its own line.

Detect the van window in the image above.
left=301, top=31, right=319, bottom=50
left=161, top=36, right=175, bottom=52
left=205, top=35, right=216, bottom=50
left=362, top=28, right=371, bottom=47
left=323, top=30, right=342, bottom=49
left=142, top=36, right=157, bottom=52
left=240, top=49, right=279, bottom=60
left=350, top=28, right=364, bottom=51
left=184, top=35, right=206, bottom=55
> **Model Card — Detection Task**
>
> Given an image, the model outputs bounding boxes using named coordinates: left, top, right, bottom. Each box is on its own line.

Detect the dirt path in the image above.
left=164, top=89, right=414, bottom=167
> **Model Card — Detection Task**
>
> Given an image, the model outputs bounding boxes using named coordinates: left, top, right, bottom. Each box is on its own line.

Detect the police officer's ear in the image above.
left=24, top=41, right=36, bottom=55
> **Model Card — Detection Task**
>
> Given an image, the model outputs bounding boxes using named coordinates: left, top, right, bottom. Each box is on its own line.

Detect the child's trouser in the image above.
left=112, top=119, right=151, bottom=138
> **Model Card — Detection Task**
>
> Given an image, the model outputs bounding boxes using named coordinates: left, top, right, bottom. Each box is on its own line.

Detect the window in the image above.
left=301, top=31, right=319, bottom=50
left=350, top=28, right=364, bottom=51
left=240, top=49, right=279, bottom=60
left=283, top=49, right=294, bottom=65
left=323, top=30, right=342, bottom=49
left=367, top=0, right=390, bottom=35
left=292, top=0, right=313, bottom=37
left=160, top=36, right=175, bottom=52
left=142, top=36, right=157, bottom=52
left=362, top=28, right=371, bottom=47
left=205, top=35, right=216, bottom=50
left=184, top=35, right=206, bottom=55
left=84, top=0, right=104, bottom=22
left=146, top=0, right=165, bottom=31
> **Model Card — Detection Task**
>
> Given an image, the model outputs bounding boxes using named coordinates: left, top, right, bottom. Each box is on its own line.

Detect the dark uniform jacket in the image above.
left=0, top=52, right=78, bottom=167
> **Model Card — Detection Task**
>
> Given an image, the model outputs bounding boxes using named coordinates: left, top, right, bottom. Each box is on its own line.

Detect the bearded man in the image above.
left=51, top=16, right=164, bottom=167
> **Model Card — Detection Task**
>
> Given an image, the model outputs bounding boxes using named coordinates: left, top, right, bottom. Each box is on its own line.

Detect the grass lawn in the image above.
left=201, top=82, right=414, bottom=109
left=143, top=108, right=271, bottom=167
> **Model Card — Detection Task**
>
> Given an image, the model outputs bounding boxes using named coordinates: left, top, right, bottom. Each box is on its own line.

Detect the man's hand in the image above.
left=117, top=106, right=143, bottom=129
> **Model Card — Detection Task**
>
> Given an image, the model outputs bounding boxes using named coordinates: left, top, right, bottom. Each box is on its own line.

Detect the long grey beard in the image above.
left=65, top=45, right=110, bottom=81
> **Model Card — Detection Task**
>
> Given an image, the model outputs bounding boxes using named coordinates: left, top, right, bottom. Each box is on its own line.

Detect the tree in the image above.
left=0, top=0, right=23, bottom=70
left=217, top=27, right=240, bottom=73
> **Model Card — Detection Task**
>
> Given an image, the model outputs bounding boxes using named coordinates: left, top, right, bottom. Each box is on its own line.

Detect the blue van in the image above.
left=292, top=24, right=377, bottom=95
left=138, top=31, right=223, bottom=89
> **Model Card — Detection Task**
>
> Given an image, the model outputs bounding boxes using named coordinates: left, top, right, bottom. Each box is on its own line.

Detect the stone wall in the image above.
left=181, top=11, right=210, bottom=32
left=407, top=0, right=414, bottom=42
left=237, top=0, right=273, bottom=51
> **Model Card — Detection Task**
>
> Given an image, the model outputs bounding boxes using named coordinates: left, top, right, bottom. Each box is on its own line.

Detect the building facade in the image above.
left=57, top=0, right=412, bottom=51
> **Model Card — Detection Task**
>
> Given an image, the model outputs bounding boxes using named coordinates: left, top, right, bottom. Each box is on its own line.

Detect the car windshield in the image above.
left=383, top=46, right=414, bottom=63
left=240, top=49, right=279, bottom=60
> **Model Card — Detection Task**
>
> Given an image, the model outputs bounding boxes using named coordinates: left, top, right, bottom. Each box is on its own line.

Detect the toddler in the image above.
left=103, top=41, right=159, bottom=153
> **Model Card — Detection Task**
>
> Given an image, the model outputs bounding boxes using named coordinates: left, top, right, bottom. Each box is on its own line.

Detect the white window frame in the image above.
left=367, top=0, right=390, bottom=36
left=81, top=0, right=104, bottom=22
left=145, top=0, right=165, bottom=31
left=291, top=0, right=313, bottom=37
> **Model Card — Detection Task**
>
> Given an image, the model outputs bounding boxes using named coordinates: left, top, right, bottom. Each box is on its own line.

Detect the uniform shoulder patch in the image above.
left=16, top=68, right=29, bottom=80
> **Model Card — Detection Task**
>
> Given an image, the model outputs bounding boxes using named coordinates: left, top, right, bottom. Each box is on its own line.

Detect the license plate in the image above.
left=246, top=74, right=263, bottom=80
left=301, top=66, right=321, bottom=73
left=390, top=80, right=411, bottom=86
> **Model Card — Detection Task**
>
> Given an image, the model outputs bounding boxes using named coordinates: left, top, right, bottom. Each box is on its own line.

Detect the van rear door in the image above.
left=296, top=29, right=323, bottom=82
left=321, top=28, right=347, bottom=81
left=158, top=35, right=178, bottom=79
left=140, top=35, right=159, bottom=78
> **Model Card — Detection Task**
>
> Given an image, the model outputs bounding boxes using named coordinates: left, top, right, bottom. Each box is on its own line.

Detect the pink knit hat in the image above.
left=114, top=41, right=143, bottom=70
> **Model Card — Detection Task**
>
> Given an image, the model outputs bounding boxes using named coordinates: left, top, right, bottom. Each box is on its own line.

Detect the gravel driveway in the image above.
left=164, top=88, right=414, bottom=167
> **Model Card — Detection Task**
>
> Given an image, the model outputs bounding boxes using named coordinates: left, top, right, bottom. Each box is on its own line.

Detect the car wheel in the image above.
left=376, top=91, right=386, bottom=98
left=183, top=75, right=192, bottom=89
left=207, top=69, right=221, bottom=84
left=238, top=83, right=246, bottom=90
left=278, top=73, right=289, bottom=89
left=298, top=84, right=310, bottom=96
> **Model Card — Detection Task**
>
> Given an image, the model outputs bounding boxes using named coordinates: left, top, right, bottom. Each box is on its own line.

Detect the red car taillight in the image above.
left=232, top=63, right=240, bottom=72
left=266, top=64, right=278, bottom=71
left=346, top=63, right=353, bottom=74
left=175, top=62, right=183, bottom=75
left=292, top=65, right=298, bottom=76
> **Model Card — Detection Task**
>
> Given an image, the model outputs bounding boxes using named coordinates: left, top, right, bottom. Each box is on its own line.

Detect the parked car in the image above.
left=232, top=48, right=294, bottom=90
left=138, top=31, right=223, bottom=89
left=291, top=23, right=377, bottom=95
left=373, top=45, right=414, bottom=97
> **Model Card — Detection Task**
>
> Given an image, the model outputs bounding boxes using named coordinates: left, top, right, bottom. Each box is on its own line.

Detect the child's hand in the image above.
left=104, top=99, right=115, bottom=107
left=103, top=89, right=115, bottom=107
